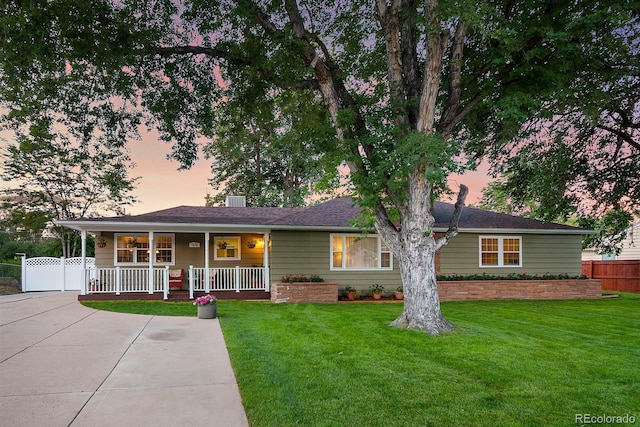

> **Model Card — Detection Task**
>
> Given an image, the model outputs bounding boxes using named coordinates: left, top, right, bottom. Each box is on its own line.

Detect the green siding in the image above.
left=270, top=230, right=403, bottom=293
left=175, top=233, right=205, bottom=268
left=94, top=230, right=583, bottom=293
left=439, top=233, right=583, bottom=276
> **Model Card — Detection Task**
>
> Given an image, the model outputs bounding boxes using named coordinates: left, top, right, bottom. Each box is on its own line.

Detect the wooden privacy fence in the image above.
left=582, top=260, right=640, bottom=293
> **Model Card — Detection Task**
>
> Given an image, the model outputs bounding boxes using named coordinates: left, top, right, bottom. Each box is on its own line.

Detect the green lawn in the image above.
left=82, top=295, right=640, bottom=426
left=82, top=300, right=196, bottom=316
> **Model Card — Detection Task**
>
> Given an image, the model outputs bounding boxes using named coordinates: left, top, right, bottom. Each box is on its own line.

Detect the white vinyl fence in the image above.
left=21, top=257, right=96, bottom=292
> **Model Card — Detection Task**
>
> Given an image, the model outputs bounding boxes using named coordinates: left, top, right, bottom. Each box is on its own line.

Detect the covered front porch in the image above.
left=72, top=226, right=273, bottom=300
left=53, top=200, right=291, bottom=301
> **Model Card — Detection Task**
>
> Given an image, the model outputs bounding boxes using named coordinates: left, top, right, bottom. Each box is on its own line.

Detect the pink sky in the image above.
left=2, top=128, right=492, bottom=215
left=127, top=132, right=493, bottom=214
left=126, top=132, right=212, bottom=214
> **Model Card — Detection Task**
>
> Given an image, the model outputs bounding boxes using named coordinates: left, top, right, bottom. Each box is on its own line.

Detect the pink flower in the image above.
left=193, top=294, right=217, bottom=305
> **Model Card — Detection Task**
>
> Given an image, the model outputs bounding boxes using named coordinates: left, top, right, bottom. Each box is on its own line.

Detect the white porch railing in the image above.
left=188, top=266, right=269, bottom=299
left=82, top=265, right=269, bottom=301
left=86, top=266, right=169, bottom=300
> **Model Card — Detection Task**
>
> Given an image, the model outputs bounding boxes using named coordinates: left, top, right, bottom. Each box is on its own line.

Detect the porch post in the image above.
left=189, top=265, right=194, bottom=299
left=80, top=230, right=87, bottom=294
left=116, top=267, right=121, bottom=295
left=263, top=232, right=270, bottom=292
left=163, top=266, right=169, bottom=300
left=204, top=231, right=210, bottom=293
left=148, top=231, right=154, bottom=294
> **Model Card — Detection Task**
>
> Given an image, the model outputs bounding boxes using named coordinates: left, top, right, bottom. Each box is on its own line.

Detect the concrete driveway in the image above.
left=0, top=292, right=248, bottom=427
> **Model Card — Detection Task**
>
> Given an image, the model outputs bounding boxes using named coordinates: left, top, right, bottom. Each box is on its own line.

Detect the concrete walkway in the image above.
left=0, top=292, right=248, bottom=427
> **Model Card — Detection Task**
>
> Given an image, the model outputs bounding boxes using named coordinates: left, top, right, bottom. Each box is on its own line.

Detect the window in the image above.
left=155, top=235, right=174, bottom=263
left=479, top=236, right=522, bottom=267
left=331, top=234, right=392, bottom=270
left=214, top=236, right=241, bottom=261
left=115, top=234, right=175, bottom=265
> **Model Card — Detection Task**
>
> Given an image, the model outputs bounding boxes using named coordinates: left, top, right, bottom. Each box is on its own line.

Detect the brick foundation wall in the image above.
left=271, top=282, right=339, bottom=303
left=438, top=279, right=602, bottom=301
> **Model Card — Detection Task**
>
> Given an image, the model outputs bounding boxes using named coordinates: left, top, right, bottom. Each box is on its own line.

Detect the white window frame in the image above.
left=114, top=233, right=175, bottom=266
left=330, top=234, right=393, bottom=271
left=214, top=236, right=241, bottom=261
left=478, top=235, right=522, bottom=268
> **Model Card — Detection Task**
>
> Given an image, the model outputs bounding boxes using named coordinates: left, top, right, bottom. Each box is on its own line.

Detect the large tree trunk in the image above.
left=375, top=173, right=468, bottom=334
left=393, top=235, right=453, bottom=333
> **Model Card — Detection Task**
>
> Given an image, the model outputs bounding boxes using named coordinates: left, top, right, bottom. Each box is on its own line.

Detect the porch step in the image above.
left=167, top=290, right=190, bottom=301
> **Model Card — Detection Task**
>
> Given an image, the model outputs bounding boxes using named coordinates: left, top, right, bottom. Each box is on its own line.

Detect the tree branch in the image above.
left=155, top=45, right=318, bottom=91
left=438, top=19, right=466, bottom=138
left=437, top=89, right=483, bottom=136
left=417, top=0, right=448, bottom=133
left=435, top=184, right=468, bottom=250
left=374, top=200, right=402, bottom=256
left=282, top=0, right=369, bottom=177
left=400, top=0, right=420, bottom=124
left=596, top=124, right=640, bottom=151
left=155, top=45, right=241, bottom=61
left=377, top=0, right=407, bottom=126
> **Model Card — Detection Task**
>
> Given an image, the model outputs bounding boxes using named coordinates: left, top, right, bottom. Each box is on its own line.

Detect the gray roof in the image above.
left=95, top=205, right=303, bottom=225
left=56, top=198, right=588, bottom=234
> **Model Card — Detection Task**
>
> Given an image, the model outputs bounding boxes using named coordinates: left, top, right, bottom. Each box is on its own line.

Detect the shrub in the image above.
left=281, top=274, right=325, bottom=283
left=436, top=273, right=588, bottom=281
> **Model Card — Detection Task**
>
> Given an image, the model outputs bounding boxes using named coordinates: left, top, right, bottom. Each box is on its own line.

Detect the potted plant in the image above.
left=193, top=294, right=218, bottom=319
left=369, top=284, right=385, bottom=300
left=218, top=240, right=228, bottom=249
left=344, top=285, right=357, bottom=301
left=95, top=236, right=107, bottom=248
left=395, top=286, right=404, bottom=300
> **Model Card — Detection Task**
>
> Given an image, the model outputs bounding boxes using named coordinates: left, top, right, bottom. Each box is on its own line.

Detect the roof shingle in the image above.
left=82, top=198, right=583, bottom=232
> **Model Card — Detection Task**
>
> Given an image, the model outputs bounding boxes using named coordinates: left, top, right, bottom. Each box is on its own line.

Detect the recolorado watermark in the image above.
left=575, top=413, right=636, bottom=425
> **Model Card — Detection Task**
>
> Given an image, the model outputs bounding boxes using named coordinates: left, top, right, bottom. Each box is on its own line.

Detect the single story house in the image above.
left=56, top=197, right=590, bottom=300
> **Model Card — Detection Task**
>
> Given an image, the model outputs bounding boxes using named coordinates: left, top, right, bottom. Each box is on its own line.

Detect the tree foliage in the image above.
left=2, top=0, right=638, bottom=332
left=471, top=5, right=640, bottom=243
left=0, top=229, right=96, bottom=261
left=0, top=131, right=136, bottom=257
left=203, top=91, right=338, bottom=207
left=1, top=0, right=140, bottom=256
left=579, top=209, right=636, bottom=256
